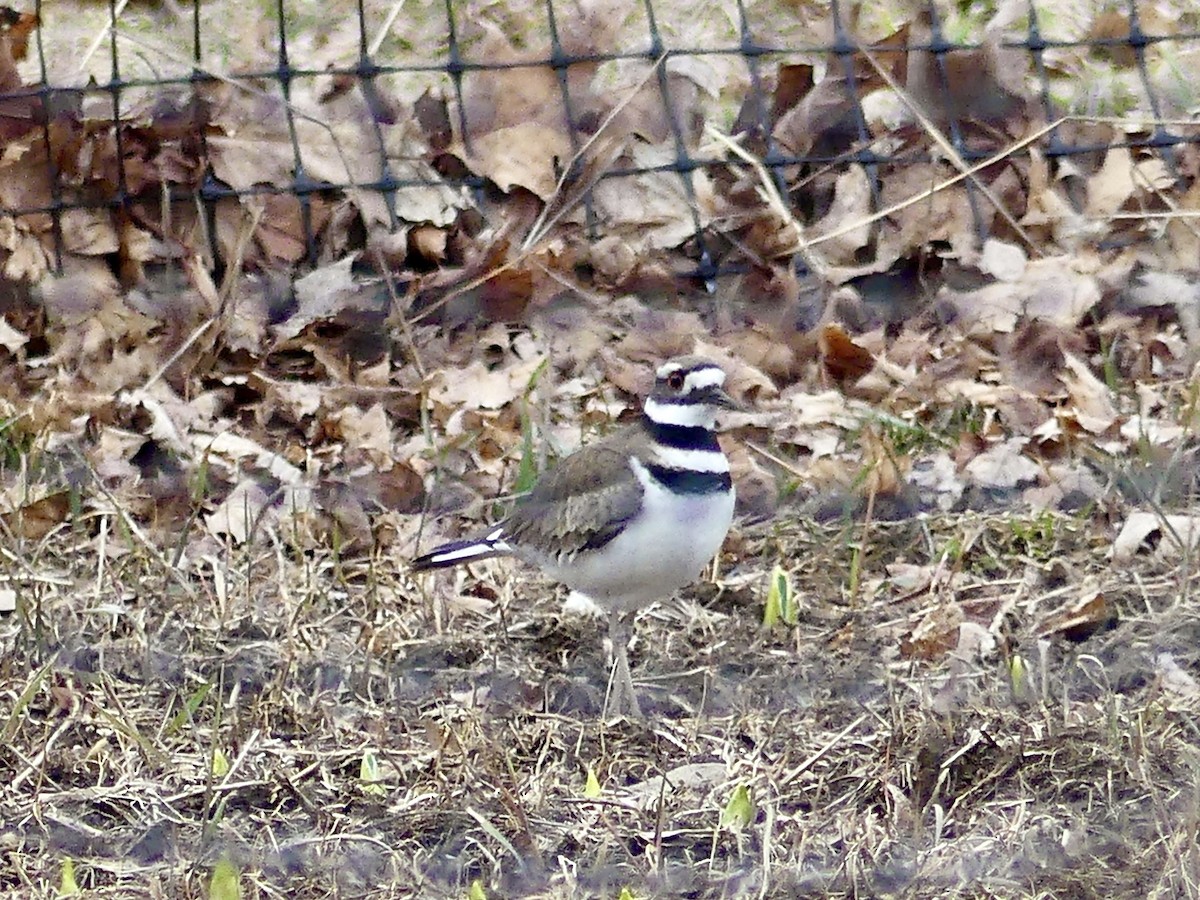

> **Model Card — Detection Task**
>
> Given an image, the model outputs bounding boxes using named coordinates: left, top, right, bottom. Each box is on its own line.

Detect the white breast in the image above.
left=538, top=456, right=735, bottom=612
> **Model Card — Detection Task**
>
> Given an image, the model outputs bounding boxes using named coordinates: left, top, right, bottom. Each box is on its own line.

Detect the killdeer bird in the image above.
left=411, top=355, right=740, bottom=717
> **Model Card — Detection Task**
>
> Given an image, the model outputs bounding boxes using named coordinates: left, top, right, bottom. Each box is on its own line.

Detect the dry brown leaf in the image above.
left=410, top=225, right=448, bottom=265
left=1035, top=588, right=1116, bottom=642
left=738, top=206, right=804, bottom=264
left=809, top=166, right=872, bottom=264
left=1087, top=9, right=1178, bottom=68
left=723, top=326, right=797, bottom=381
left=859, top=424, right=906, bottom=496
left=883, top=562, right=937, bottom=595
left=901, top=603, right=963, bottom=661
left=222, top=286, right=271, bottom=355
left=1060, top=353, right=1118, bottom=434
left=253, top=376, right=324, bottom=425
left=612, top=307, right=704, bottom=370
left=906, top=16, right=1029, bottom=128
left=258, top=195, right=332, bottom=264
left=1166, top=181, right=1200, bottom=269
left=1085, top=147, right=1174, bottom=218
left=89, top=425, right=145, bottom=482
left=332, top=404, right=393, bottom=466
left=0, top=8, right=37, bottom=64
left=320, top=481, right=374, bottom=550
left=773, top=73, right=868, bottom=159
left=205, top=80, right=463, bottom=232
left=1119, top=414, right=1184, bottom=446
left=463, top=123, right=574, bottom=200
left=0, top=217, right=51, bottom=282
left=0, top=10, right=41, bottom=145
left=1112, top=512, right=1200, bottom=563
left=725, top=440, right=777, bottom=521
left=118, top=386, right=192, bottom=456
left=271, top=258, right=362, bottom=343
left=618, top=762, right=729, bottom=812
left=60, top=209, right=120, bottom=256
left=1022, top=462, right=1104, bottom=510
left=978, top=238, right=1027, bottom=282
left=942, top=257, right=1101, bottom=335
left=781, top=388, right=861, bottom=429
left=1018, top=273, right=1080, bottom=326
left=776, top=388, right=860, bottom=458
left=1124, top=270, right=1200, bottom=351
left=426, top=349, right=546, bottom=412
left=1, top=490, right=70, bottom=541
left=819, top=323, right=874, bottom=386
left=1021, top=147, right=1082, bottom=237
left=588, top=236, right=638, bottom=287
left=196, top=431, right=305, bottom=486
left=1001, top=319, right=1085, bottom=397
left=963, top=437, right=1041, bottom=490
left=881, top=164, right=979, bottom=262
left=447, top=19, right=610, bottom=201
left=479, top=266, right=534, bottom=322
left=41, top=260, right=122, bottom=326
left=592, top=141, right=716, bottom=250
left=205, top=480, right=270, bottom=544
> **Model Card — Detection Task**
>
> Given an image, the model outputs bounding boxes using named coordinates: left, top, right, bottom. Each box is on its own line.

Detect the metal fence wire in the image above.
left=2, top=0, right=1199, bottom=310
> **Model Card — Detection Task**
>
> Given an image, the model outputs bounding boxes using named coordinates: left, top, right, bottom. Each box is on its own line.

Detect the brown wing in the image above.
left=502, top=431, right=644, bottom=559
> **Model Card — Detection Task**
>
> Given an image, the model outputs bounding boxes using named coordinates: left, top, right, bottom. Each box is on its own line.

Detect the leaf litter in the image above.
left=2, top=1, right=1200, bottom=897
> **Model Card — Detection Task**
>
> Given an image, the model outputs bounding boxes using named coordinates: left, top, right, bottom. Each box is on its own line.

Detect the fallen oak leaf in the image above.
left=963, top=437, right=1041, bottom=490
left=330, top=404, right=393, bottom=467
left=1034, top=588, right=1117, bottom=643
left=1060, top=353, right=1118, bottom=434
left=426, top=351, right=546, bottom=412
left=1086, top=146, right=1174, bottom=218
left=461, top=122, right=574, bottom=199
left=1, top=489, right=71, bottom=540
left=900, top=602, right=963, bottom=661
left=204, top=480, right=270, bottom=545
left=194, top=429, right=307, bottom=487
left=819, top=322, right=874, bottom=386
left=1111, top=511, right=1200, bottom=564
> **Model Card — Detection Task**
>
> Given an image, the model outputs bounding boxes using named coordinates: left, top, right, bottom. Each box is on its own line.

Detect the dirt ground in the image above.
left=4, top=501, right=1200, bottom=899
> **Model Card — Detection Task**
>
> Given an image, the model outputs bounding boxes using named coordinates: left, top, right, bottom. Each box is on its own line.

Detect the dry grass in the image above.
left=4, top=499, right=1200, bottom=899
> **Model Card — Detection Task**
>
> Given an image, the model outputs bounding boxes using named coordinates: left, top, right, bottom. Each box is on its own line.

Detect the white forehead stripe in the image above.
left=683, top=368, right=725, bottom=391
left=655, top=360, right=724, bottom=382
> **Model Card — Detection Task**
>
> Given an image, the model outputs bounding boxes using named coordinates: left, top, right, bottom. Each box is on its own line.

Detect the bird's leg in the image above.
left=604, top=608, right=643, bottom=719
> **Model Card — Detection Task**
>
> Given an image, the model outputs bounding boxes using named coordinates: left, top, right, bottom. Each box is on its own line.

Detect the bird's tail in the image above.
left=410, top=526, right=512, bottom=571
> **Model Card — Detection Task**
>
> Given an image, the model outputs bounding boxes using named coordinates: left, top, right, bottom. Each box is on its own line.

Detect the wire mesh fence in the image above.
left=2, top=0, right=1199, bottom=307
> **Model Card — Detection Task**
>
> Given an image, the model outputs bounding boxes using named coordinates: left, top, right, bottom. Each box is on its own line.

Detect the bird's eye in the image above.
left=667, top=371, right=685, bottom=390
